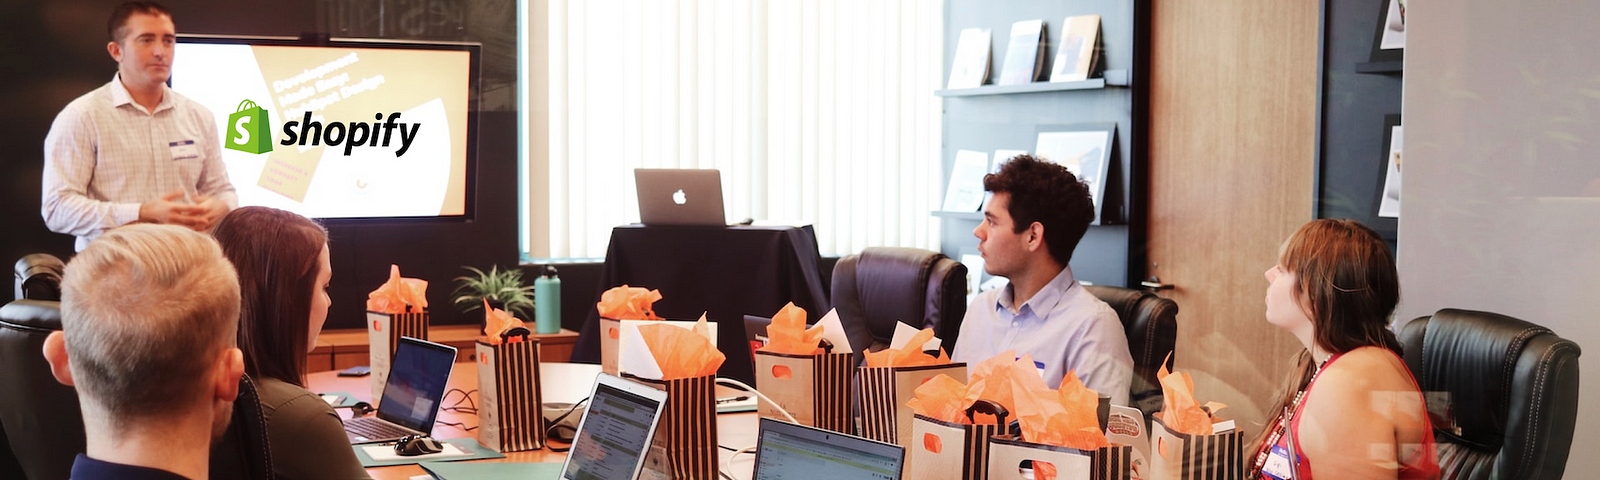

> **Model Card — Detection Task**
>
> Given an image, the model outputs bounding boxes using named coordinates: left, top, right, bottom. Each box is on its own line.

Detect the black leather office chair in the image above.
left=1084, top=285, right=1178, bottom=417
left=14, top=253, right=64, bottom=301
left=209, top=374, right=275, bottom=480
left=0, top=299, right=81, bottom=480
left=1398, top=309, right=1581, bottom=480
left=831, top=247, right=968, bottom=365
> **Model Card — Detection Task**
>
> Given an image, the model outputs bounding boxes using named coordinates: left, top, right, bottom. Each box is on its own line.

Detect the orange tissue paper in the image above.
left=757, top=302, right=825, bottom=356
left=1010, top=370, right=1111, bottom=451
left=596, top=285, right=663, bottom=320
left=481, top=299, right=527, bottom=345
left=906, top=374, right=995, bottom=425
left=366, top=264, right=429, bottom=314
left=637, top=317, right=725, bottom=380
left=863, top=328, right=951, bottom=368
left=1154, top=356, right=1228, bottom=436
left=969, top=351, right=1050, bottom=418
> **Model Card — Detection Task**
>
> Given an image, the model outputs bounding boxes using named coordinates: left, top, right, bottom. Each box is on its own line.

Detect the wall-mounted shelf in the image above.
left=936, top=69, right=1129, bottom=97
left=932, top=211, right=984, bottom=221
left=1355, top=61, right=1403, bottom=74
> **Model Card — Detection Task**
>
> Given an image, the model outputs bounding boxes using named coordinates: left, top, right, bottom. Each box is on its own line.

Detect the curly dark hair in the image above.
left=108, top=1, right=171, bottom=44
left=983, top=154, right=1094, bottom=265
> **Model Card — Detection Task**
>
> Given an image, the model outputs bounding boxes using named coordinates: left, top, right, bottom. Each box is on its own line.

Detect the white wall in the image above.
left=1402, top=2, right=1600, bottom=476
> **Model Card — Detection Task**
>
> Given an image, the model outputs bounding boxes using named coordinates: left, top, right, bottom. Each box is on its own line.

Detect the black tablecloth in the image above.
left=572, top=224, right=832, bottom=383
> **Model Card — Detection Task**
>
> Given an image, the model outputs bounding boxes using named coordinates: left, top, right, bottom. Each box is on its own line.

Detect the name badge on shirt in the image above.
left=169, top=140, right=199, bottom=161
left=1262, top=445, right=1295, bottom=480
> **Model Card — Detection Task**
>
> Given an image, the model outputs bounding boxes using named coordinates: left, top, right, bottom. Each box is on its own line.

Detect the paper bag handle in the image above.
left=236, top=99, right=258, bottom=112
left=967, top=399, right=1010, bottom=425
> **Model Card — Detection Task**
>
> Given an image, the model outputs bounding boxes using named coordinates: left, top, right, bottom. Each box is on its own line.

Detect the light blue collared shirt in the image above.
left=952, top=265, right=1134, bottom=406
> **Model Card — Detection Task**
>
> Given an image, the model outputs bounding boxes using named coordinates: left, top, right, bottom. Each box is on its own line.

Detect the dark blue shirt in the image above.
left=70, top=454, right=193, bottom=480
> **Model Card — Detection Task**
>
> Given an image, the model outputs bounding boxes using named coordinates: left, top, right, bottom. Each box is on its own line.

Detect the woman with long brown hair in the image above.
left=213, top=206, right=371, bottom=479
left=1249, top=219, right=1438, bottom=479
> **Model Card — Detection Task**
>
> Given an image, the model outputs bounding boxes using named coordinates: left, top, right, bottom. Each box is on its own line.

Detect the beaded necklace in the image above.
left=1250, top=355, right=1333, bottom=477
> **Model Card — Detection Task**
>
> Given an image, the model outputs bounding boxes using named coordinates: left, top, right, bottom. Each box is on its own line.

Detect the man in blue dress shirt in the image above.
left=952, top=155, right=1134, bottom=406
left=41, top=224, right=245, bottom=480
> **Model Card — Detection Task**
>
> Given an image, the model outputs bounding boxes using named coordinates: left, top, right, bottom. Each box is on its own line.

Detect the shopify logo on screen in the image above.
left=225, top=100, right=273, bottom=154
left=279, top=111, right=422, bottom=157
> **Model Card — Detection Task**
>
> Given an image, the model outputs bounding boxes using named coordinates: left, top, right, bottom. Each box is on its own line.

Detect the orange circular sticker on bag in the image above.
left=771, top=365, right=792, bottom=380
left=608, top=327, right=620, bottom=339
left=923, top=433, right=942, bottom=453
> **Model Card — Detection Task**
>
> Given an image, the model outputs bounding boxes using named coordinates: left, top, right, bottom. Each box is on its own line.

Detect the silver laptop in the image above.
left=344, top=337, right=457, bottom=444
left=635, top=168, right=727, bottom=226
left=560, top=373, right=670, bottom=480
left=752, top=418, right=905, bottom=480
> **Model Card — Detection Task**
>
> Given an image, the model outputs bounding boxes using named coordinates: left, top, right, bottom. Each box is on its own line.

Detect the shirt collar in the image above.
left=993, top=265, right=1079, bottom=316
left=109, top=73, right=173, bottom=113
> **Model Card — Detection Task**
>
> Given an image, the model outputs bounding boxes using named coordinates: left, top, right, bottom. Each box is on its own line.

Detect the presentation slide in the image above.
left=172, top=42, right=471, bottom=219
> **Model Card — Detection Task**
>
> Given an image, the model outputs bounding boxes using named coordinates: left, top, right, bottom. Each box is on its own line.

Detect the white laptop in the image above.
left=344, top=337, right=457, bottom=443
left=560, top=373, right=670, bottom=480
left=752, top=417, right=906, bottom=480
left=635, top=168, right=727, bottom=226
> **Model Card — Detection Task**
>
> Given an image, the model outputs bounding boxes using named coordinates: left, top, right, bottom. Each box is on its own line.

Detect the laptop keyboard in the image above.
left=345, top=417, right=419, bottom=441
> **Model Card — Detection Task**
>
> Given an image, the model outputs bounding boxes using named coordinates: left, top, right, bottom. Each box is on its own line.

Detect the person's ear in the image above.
left=1026, top=221, right=1046, bottom=251
left=41, top=331, right=75, bottom=387
left=107, top=41, right=122, bottom=63
left=214, top=347, right=244, bottom=402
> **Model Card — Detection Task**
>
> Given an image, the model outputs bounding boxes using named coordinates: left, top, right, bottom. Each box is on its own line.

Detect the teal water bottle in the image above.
left=534, top=266, right=562, bottom=334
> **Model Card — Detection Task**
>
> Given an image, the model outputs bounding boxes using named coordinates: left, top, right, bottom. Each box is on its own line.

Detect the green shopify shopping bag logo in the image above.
left=226, top=99, right=273, bottom=154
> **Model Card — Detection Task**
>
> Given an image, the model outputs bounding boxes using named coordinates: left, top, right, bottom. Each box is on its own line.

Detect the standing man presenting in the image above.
left=952, top=155, right=1135, bottom=406
left=43, top=1, right=235, bottom=251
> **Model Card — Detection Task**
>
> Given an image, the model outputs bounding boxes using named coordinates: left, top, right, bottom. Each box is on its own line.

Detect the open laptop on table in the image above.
left=560, top=373, right=669, bottom=480
left=344, top=336, right=457, bottom=444
left=752, top=417, right=905, bottom=480
left=635, top=168, right=727, bottom=226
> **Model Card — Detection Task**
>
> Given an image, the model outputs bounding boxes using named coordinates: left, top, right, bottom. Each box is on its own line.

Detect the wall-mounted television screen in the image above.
left=171, top=35, right=479, bottom=221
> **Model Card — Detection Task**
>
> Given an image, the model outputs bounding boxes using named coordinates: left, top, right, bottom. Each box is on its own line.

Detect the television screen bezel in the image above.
left=172, top=33, right=481, bottom=224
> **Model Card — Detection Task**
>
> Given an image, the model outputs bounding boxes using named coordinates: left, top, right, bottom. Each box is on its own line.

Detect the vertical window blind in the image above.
left=539, top=0, right=945, bottom=259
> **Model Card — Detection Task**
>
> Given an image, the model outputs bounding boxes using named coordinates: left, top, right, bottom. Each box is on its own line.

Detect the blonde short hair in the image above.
left=60, top=224, right=240, bottom=423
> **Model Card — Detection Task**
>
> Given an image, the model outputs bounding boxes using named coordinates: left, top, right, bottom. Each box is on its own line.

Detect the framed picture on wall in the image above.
left=1377, top=114, right=1403, bottom=218
left=1034, top=124, right=1116, bottom=224
left=1368, top=0, right=1406, bottom=63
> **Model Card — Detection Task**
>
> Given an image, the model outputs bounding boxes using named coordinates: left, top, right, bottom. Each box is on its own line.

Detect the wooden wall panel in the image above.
left=1147, top=0, right=1319, bottom=436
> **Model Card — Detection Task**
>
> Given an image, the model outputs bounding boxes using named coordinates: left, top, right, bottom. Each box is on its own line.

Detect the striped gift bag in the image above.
left=1149, top=416, right=1245, bottom=480
left=986, top=435, right=1133, bottom=480
left=753, top=350, right=855, bottom=433
left=633, top=374, right=719, bottom=480
left=366, top=310, right=429, bottom=400
left=474, top=338, right=544, bottom=452
left=859, top=363, right=969, bottom=445
left=908, top=400, right=1010, bottom=480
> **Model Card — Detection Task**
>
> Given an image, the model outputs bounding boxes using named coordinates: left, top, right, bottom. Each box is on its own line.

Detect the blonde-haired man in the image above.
left=42, top=224, right=244, bottom=480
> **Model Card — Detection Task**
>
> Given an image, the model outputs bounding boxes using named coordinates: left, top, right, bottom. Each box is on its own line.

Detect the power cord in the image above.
left=543, top=397, right=591, bottom=452
left=718, top=445, right=759, bottom=480
left=441, top=388, right=478, bottom=414
left=713, top=377, right=796, bottom=423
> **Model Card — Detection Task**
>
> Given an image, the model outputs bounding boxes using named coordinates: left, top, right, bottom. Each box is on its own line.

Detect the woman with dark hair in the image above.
left=213, top=206, right=371, bottom=479
left=1249, top=219, right=1438, bottom=480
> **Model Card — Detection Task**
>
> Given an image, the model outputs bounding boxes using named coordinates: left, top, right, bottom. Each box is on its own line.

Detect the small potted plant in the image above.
left=452, top=265, right=536, bottom=334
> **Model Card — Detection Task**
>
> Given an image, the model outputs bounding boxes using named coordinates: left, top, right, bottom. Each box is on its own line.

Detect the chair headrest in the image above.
left=1402, top=308, right=1553, bottom=450
left=847, top=248, right=943, bottom=333
left=0, top=299, right=63, bottom=332
left=14, top=254, right=65, bottom=301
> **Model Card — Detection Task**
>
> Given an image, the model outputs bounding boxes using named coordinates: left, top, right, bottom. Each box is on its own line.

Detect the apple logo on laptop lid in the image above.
left=672, top=189, right=687, bottom=205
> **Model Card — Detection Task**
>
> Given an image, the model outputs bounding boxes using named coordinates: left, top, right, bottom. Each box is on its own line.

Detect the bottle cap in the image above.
left=543, top=265, right=559, bottom=278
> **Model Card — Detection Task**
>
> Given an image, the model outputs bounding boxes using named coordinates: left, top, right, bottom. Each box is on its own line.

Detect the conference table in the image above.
left=307, top=363, right=761, bottom=480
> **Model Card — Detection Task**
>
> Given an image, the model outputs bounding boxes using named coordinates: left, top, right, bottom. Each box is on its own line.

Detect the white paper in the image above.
left=1379, top=125, right=1403, bottom=218
left=1105, top=405, right=1150, bottom=479
left=618, top=324, right=665, bottom=381
left=947, top=28, right=991, bottom=89
left=320, top=394, right=340, bottom=405
left=814, top=309, right=854, bottom=354
left=360, top=442, right=472, bottom=462
left=942, top=150, right=989, bottom=212
left=980, top=275, right=1010, bottom=292
left=889, top=321, right=942, bottom=352
left=960, top=253, right=984, bottom=306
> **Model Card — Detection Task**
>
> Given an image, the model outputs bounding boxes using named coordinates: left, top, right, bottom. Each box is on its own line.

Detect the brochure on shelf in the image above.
left=1051, top=14, right=1102, bottom=83
left=998, top=19, right=1046, bottom=85
left=947, top=28, right=992, bottom=89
